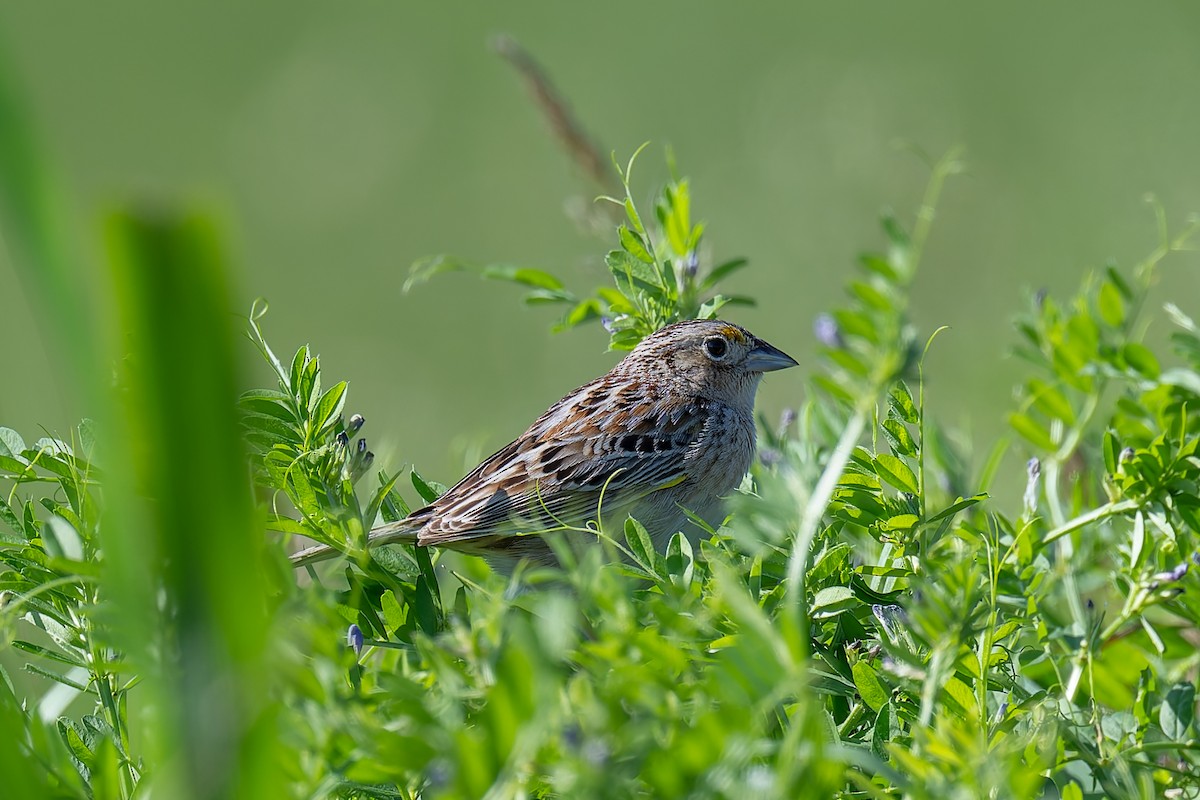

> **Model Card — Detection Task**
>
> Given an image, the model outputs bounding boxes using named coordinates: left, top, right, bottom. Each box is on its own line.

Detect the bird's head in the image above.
left=616, top=319, right=797, bottom=405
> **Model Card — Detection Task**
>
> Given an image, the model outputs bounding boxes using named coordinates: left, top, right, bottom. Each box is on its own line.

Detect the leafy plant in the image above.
left=4, top=120, right=1200, bottom=800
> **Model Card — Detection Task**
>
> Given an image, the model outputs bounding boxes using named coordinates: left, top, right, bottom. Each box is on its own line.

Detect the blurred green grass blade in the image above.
left=0, top=41, right=97, bottom=387
left=0, top=670, right=58, bottom=797
left=104, top=208, right=280, bottom=799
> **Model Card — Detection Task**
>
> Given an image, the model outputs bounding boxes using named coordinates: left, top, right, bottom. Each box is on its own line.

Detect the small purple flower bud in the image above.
left=347, top=624, right=363, bottom=657
left=1034, top=288, right=1047, bottom=311
left=600, top=316, right=616, bottom=334
left=1151, top=562, right=1190, bottom=585
left=683, top=251, right=700, bottom=278
left=356, top=438, right=367, bottom=455
left=1086, top=598, right=1095, bottom=611
left=1192, top=551, right=1200, bottom=567
left=813, top=313, right=844, bottom=349
left=780, top=408, right=796, bottom=430
left=347, top=414, right=365, bottom=435
left=362, top=451, right=374, bottom=472
left=1119, top=447, right=1135, bottom=464
left=335, top=431, right=349, bottom=449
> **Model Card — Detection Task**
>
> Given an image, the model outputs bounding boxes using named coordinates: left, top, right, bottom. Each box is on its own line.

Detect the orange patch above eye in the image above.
left=719, top=325, right=748, bottom=344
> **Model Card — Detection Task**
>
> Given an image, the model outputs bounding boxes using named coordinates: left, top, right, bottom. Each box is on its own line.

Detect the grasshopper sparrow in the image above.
left=292, top=319, right=796, bottom=566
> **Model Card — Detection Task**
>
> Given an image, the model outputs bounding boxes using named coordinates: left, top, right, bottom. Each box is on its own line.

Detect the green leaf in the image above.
left=0, top=427, right=27, bottom=458
left=13, top=640, right=85, bottom=668
left=871, top=704, right=893, bottom=762
left=239, top=395, right=298, bottom=424
left=288, top=467, right=319, bottom=516
left=1122, top=343, right=1160, bottom=378
left=624, top=516, right=655, bottom=571
left=289, top=345, right=308, bottom=396
left=624, top=197, right=644, bottom=235
left=1102, top=430, right=1120, bottom=475
left=850, top=279, right=891, bottom=312
left=881, top=213, right=910, bottom=248
left=522, top=288, right=575, bottom=305
left=1160, top=682, right=1195, bottom=739
left=698, top=295, right=734, bottom=319
left=618, top=225, right=655, bottom=264
left=1106, top=265, right=1133, bottom=299
left=311, top=381, right=348, bottom=435
left=665, top=531, right=694, bottom=589
left=809, top=542, right=852, bottom=583
left=22, top=449, right=72, bottom=481
left=241, top=412, right=299, bottom=444
left=606, top=249, right=663, bottom=295
left=874, top=454, right=919, bottom=495
left=852, top=660, right=890, bottom=712
left=1027, top=378, right=1075, bottom=424
left=558, top=298, right=602, bottom=330
left=1098, top=279, right=1125, bottom=327
left=834, top=309, right=878, bottom=343
left=481, top=265, right=565, bottom=291
left=414, top=574, right=439, bottom=635
left=942, top=676, right=979, bottom=717
left=0, top=497, right=23, bottom=535
left=298, top=354, right=321, bottom=411
left=380, top=589, right=406, bottom=635
left=810, top=585, right=858, bottom=619
left=58, top=718, right=94, bottom=763
left=700, top=258, right=748, bottom=291
left=881, top=212, right=911, bottom=276
left=888, top=382, right=919, bottom=424
left=40, top=515, right=82, bottom=561
left=881, top=419, right=916, bottom=457
left=859, top=253, right=899, bottom=281
left=925, top=494, right=986, bottom=524
left=1009, top=412, right=1056, bottom=452
left=410, top=469, right=446, bottom=503
left=366, top=472, right=403, bottom=528
left=882, top=513, right=918, bottom=531
left=662, top=180, right=692, bottom=255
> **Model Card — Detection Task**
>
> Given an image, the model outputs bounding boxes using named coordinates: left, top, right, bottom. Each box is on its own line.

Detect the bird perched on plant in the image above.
left=291, top=319, right=797, bottom=567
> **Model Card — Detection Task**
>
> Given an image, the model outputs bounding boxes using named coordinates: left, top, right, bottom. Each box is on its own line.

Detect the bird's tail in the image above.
left=288, top=518, right=421, bottom=568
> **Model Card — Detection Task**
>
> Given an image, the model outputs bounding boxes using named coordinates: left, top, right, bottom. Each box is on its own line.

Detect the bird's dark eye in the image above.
left=703, top=336, right=728, bottom=360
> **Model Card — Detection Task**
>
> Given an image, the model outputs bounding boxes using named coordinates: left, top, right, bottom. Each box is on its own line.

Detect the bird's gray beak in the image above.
left=745, top=338, right=799, bottom=372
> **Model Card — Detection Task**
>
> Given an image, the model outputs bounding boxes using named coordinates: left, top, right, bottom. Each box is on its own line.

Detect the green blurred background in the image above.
left=2, top=1, right=1198, bottom=486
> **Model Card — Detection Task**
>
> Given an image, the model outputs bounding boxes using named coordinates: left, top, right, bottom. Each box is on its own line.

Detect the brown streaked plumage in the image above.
left=291, top=319, right=797, bottom=567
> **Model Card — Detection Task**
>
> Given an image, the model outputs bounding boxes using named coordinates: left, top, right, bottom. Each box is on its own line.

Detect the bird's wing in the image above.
left=405, top=380, right=710, bottom=548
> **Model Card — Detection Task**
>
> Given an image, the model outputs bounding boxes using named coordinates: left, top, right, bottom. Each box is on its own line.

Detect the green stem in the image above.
left=837, top=701, right=869, bottom=738
left=1042, top=499, right=1138, bottom=546
left=909, top=149, right=964, bottom=274
left=1120, top=739, right=1200, bottom=759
